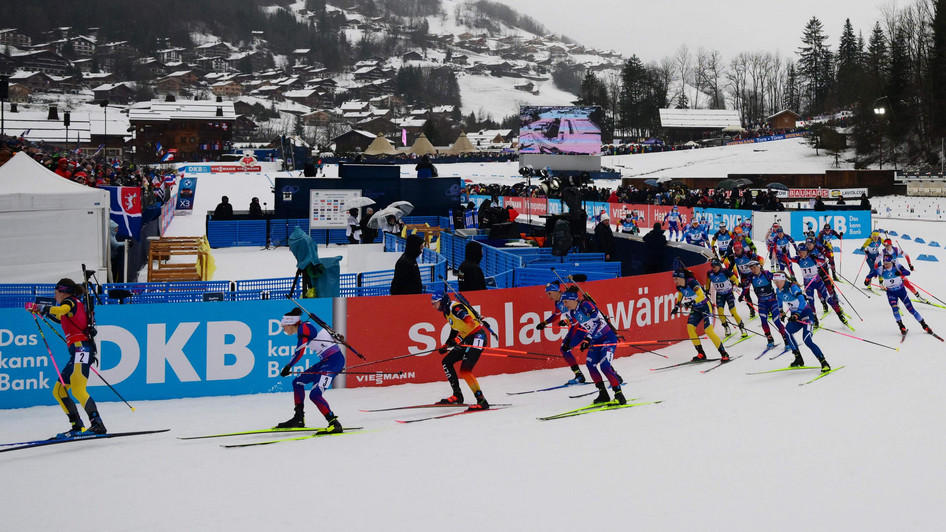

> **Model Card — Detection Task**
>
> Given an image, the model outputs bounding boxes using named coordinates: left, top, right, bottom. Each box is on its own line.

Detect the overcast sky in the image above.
left=496, top=0, right=902, bottom=64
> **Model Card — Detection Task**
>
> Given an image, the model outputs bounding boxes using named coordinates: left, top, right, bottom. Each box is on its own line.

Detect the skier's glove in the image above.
left=438, top=345, right=450, bottom=355
left=535, top=321, right=546, bottom=330
left=788, top=314, right=799, bottom=322
left=909, top=264, right=915, bottom=271
left=579, top=340, right=590, bottom=351
left=670, top=304, right=680, bottom=317
left=280, top=365, right=291, bottom=377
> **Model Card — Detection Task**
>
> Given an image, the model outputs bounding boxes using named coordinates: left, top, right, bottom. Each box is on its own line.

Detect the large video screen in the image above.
left=518, top=106, right=603, bottom=155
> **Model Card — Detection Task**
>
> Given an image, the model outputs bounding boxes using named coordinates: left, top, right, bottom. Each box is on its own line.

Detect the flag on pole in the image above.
left=160, top=148, right=178, bottom=163
left=102, top=186, right=142, bottom=239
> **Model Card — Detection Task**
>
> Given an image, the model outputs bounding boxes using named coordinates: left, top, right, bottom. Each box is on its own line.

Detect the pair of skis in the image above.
left=650, top=356, right=740, bottom=373
left=179, top=426, right=366, bottom=448
left=360, top=402, right=511, bottom=423
left=746, top=365, right=845, bottom=385
left=0, top=429, right=169, bottom=453
left=538, top=399, right=661, bottom=421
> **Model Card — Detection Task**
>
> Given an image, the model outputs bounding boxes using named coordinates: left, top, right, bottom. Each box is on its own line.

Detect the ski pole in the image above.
left=37, top=315, right=135, bottom=411
left=32, top=314, right=67, bottom=388
left=291, top=369, right=406, bottom=376
left=347, top=347, right=442, bottom=369
left=910, top=282, right=946, bottom=307
left=829, top=280, right=864, bottom=322
left=550, top=267, right=625, bottom=340
left=287, top=297, right=367, bottom=360
left=854, top=253, right=868, bottom=285
left=798, top=320, right=899, bottom=351
left=837, top=272, right=873, bottom=299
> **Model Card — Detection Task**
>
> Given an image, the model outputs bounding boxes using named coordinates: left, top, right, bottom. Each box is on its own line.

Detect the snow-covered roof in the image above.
left=128, top=99, right=236, bottom=122
left=92, top=82, right=131, bottom=91
left=0, top=111, right=92, bottom=143
left=659, top=109, right=742, bottom=129
left=284, top=89, right=319, bottom=98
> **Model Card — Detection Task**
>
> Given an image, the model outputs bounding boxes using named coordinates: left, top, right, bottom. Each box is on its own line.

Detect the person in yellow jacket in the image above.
left=431, top=291, right=490, bottom=409
left=671, top=268, right=731, bottom=363
left=704, top=258, right=748, bottom=340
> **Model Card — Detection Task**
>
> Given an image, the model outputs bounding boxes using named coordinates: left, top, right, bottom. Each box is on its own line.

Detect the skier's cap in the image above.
left=281, top=315, right=301, bottom=326
left=747, top=259, right=761, bottom=267
left=732, top=240, right=744, bottom=250
left=882, top=254, right=894, bottom=264
left=430, top=290, right=447, bottom=303
left=775, top=226, right=784, bottom=233
left=560, top=289, right=579, bottom=301
left=883, top=238, right=892, bottom=245
left=871, top=231, right=880, bottom=238
left=772, top=272, right=787, bottom=282
left=545, top=281, right=561, bottom=292
left=672, top=269, right=687, bottom=279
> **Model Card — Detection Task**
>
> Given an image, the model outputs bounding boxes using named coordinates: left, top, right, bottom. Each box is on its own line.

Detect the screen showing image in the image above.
left=518, top=106, right=603, bottom=155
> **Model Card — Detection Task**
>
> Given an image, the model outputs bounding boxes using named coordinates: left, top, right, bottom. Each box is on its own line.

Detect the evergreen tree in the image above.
left=618, top=55, right=649, bottom=136
left=931, top=0, right=946, bottom=138
left=865, top=22, right=888, bottom=97
left=835, top=19, right=861, bottom=108
left=797, top=16, right=833, bottom=113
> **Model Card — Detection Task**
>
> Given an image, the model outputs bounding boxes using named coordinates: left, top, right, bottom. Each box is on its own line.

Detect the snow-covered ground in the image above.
left=3, top=212, right=946, bottom=531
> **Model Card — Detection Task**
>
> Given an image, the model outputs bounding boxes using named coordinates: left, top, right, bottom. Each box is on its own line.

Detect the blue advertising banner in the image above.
left=176, top=177, right=198, bottom=211
left=695, top=208, right=754, bottom=231
left=790, top=210, right=871, bottom=240
left=0, top=298, right=332, bottom=409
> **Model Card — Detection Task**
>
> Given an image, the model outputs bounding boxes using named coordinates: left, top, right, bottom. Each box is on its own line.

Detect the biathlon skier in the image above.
left=768, top=225, right=798, bottom=280
left=878, top=254, right=935, bottom=337
left=560, top=287, right=626, bottom=405
left=535, top=281, right=587, bottom=385
left=748, top=260, right=791, bottom=349
left=712, top=222, right=735, bottom=258
left=665, top=206, right=683, bottom=241
left=731, top=226, right=757, bottom=256
left=731, top=241, right=765, bottom=319
left=431, top=291, right=490, bottom=409
left=860, top=231, right=883, bottom=287
left=274, top=307, right=344, bottom=433
left=620, top=211, right=640, bottom=235
left=772, top=272, right=832, bottom=372
left=684, top=219, right=709, bottom=248
left=25, top=278, right=106, bottom=438
left=705, top=258, right=748, bottom=339
left=879, top=238, right=922, bottom=300
left=815, top=223, right=844, bottom=281
left=788, top=244, right=848, bottom=327
left=671, top=268, right=731, bottom=363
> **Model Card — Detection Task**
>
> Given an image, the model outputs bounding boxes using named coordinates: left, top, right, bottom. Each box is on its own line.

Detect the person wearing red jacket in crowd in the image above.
left=54, top=158, right=72, bottom=179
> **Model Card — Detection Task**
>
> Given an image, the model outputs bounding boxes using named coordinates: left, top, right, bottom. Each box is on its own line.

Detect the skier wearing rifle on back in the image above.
left=274, top=307, right=344, bottom=434
left=560, top=287, right=626, bottom=405
left=671, top=267, right=731, bottom=363
left=535, top=281, right=586, bottom=385
left=431, top=290, right=491, bottom=410
left=772, top=272, right=831, bottom=372
left=25, top=278, right=106, bottom=438
left=878, top=254, right=937, bottom=339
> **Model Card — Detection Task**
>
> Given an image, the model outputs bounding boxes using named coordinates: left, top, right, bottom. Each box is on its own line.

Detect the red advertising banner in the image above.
left=607, top=204, right=694, bottom=229
left=344, top=271, right=704, bottom=388
left=502, top=196, right=549, bottom=218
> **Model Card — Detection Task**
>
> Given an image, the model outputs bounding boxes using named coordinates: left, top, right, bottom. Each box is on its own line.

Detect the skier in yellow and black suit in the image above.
left=431, top=290, right=490, bottom=410
left=672, top=268, right=731, bottom=363
left=26, top=278, right=106, bottom=438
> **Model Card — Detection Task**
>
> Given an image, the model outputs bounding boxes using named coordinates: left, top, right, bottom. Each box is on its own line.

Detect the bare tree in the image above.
left=696, top=48, right=726, bottom=109
left=673, top=44, right=692, bottom=108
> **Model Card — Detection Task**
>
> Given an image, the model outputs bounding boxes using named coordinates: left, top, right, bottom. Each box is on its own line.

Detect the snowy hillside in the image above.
left=3, top=212, right=946, bottom=531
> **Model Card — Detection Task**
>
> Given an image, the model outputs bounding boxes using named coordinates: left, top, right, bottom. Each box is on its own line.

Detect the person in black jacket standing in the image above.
left=643, top=222, right=668, bottom=274
left=390, top=234, right=425, bottom=295
left=594, top=212, right=616, bottom=260
left=458, top=240, right=486, bottom=291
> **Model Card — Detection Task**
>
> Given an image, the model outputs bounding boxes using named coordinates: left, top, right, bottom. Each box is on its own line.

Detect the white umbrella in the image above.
left=367, top=207, right=404, bottom=229
left=344, top=197, right=375, bottom=209
left=656, top=176, right=674, bottom=184
left=388, top=201, right=414, bottom=215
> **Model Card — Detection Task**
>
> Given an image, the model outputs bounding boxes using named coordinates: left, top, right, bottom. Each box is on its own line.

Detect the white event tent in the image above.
left=0, top=152, right=111, bottom=283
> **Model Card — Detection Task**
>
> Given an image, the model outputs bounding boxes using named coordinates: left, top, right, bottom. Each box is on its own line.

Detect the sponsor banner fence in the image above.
left=726, top=132, right=808, bottom=146
left=695, top=208, right=753, bottom=231
left=175, top=177, right=197, bottom=211
left=750, top=187, right=869, bottom=199
left=789, top=210, right=872, bottom=239
left=0, top=299, right=331, bottom=409
left=343, top=271, right=702, bottom=387
left=160, top=189, right=178, bottom=236
left=178, top=164, right=262, bottom=173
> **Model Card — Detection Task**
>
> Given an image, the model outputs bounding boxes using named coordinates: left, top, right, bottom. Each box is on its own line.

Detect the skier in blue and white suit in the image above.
left=879, top=254, right=933, bottom=336
left=561, top=288, right=626, bottom=405
left=683, top=219, right=709, bottom=247
left=664, top=206, right=683, bottom=241
left=773, top=271, right=831, bottom=372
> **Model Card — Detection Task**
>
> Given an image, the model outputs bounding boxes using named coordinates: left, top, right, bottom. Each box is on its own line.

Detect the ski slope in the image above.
left=2, top=213, right=946, bottom=531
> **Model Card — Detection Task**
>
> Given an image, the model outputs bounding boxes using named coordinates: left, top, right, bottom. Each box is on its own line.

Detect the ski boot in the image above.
left=274, top=403, right=305, bottom=429
left=749, top=308, right=757, bottom=319
left=739, top=322, right=748, bottom=338
left=819, top=358, right=831, bottom=373
left=723, top=324, right=732, bottom=337
left=765, top=334, right=776, bottom=349
left=55, top=413, right=85, bottom=439
left=920, top=320, right=933, bottom=334
left=789, top=350, right=805, bottom=368
left=691, top=345, right=707, bottom=362
left=812, top=316, right=820, bottom=329
left=863, top=277, right=871, bottom=288
left=87, top=411, right=107, bottom=435
left=832, top=272, right=840, bottom=282
left=468, top=390, right=490, bottom=410
left=592, top=382, right=611, bottom=404
left=839, top=313, right=849, bottom=326
left=437, top=392, right=464, bottom=405
left=719, top=347, right=731, bottom=363
left=319, top=414, right=343, bottom=434
left=822, top=303, right=829, bottom=314
left=612, top=386, right=627, bottom=405
left=566, top=366, right=586, bottom=385
left=897, top=320, right=908, bottom=335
